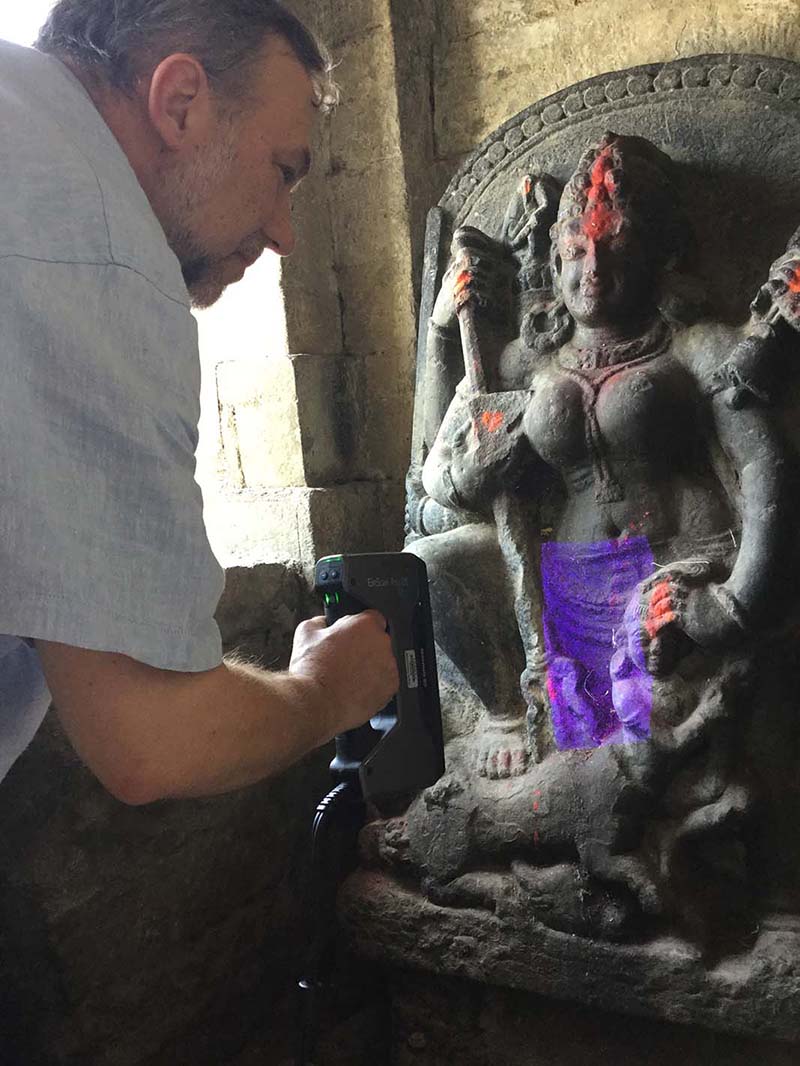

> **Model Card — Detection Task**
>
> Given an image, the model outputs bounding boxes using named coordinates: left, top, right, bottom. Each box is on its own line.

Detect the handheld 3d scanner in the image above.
left=296, top=552, right=445, bottom=1065
left=316, top=551, right=445, bottom=802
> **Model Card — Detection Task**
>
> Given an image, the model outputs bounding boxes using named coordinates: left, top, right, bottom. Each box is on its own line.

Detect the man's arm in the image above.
left=36, top=611, right=398, bottom=805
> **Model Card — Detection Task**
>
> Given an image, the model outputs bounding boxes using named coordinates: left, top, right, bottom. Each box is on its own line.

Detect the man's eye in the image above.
left=561, top=245, right=585, bottom=261
left=279, top=165, right=296, bottom=186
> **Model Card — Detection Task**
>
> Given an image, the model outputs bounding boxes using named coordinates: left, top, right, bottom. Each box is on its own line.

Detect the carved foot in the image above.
left=512, top=860, right=644, bottom=941
left=421, top=871, right=514, bottom=913
left=474, top=719, right=530, bottom=779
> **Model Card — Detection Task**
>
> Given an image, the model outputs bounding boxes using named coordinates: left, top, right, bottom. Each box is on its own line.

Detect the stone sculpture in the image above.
left=380, top=129, right=800, bottom=955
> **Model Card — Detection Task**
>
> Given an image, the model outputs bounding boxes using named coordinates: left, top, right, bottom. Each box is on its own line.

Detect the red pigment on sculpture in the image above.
left=645, top=580, right=675, bottom=639
left=788, top=267, right=800, bottom=294
left=481, top=410, right=504, bottom=433
left=583, top=147, right=622, bottom=241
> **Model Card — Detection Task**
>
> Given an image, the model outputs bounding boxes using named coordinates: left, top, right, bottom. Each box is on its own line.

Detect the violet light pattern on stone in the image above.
left=540, top=536, right=653, bottom=749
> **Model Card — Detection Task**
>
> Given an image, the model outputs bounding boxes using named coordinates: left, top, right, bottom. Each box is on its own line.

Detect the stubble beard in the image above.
left=159, top=126, right=239, bottom=309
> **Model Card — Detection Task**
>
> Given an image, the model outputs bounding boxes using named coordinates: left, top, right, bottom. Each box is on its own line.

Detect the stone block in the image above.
left=214, top=562, right=310, bottom=665
left=203, top=487, right=313, bottom=568
left=329, top=29, right=401, bottom=173
left=291, top=351, right=365, bottom=484
left=214, top=352, right=401, bottom=490
left=432, top=2, right=800, bottom=159
left=204, top=484, right=406, bottom=575
left=306, top=481, right=406, bottom=566
left=387, top=970, right=798, bottom=1066
left=215, top=357, right=305, bottom=490
left=0, top=710, right=332, bottom=1065
left=323, top=0, right=392, bottom=48
left=282, top=129, right=343, bottom=357
left=336, top=261, right=417, bottom=364
left=328, top=156, right=410, bottom=271
left=356, top=345, right=416, bottom=482
left=434, top=0, right=557, bottom=42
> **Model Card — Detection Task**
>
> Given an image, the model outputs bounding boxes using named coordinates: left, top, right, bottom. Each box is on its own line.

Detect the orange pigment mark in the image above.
left=481, top=410, right=504, bottom=433
left=583, top=198, right=622, bottom=241
left=645, top=579, right=675, bottom=639
left=583, top=145, right=622, bottom=241
left=523, top=176, right=532, bottom=197
left=788, top=267, right=800, bottom=294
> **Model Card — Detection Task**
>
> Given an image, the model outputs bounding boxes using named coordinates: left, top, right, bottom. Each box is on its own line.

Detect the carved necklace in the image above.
left=556, top=318, right=672, bottom=504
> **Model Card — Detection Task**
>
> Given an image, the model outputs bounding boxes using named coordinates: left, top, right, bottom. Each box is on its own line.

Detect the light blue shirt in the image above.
left=0, top=40, right=225, bottom=781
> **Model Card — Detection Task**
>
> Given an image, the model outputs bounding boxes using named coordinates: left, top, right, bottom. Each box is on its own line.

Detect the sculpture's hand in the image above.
left=431, top=226, right=511, bottom=333
left=753, top=253, right=800, bottom=332
left=633, top=561, right=742, bottom=675
left=713, top=323, right=783, bottom=409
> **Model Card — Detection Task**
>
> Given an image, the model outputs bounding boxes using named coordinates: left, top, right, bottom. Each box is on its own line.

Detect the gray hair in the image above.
left=35, top=0, right=339, bottom=110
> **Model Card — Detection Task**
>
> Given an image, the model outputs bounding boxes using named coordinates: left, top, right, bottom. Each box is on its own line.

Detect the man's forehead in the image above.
left=255, top=36, right=316, bottom=100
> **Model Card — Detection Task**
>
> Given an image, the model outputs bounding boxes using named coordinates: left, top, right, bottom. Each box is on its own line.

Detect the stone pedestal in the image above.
left=341, top=870, right=800, bottom=1044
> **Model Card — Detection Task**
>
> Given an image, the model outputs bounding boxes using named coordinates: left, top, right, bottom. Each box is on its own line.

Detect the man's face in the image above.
left=161, top=36, right=316, bottom=308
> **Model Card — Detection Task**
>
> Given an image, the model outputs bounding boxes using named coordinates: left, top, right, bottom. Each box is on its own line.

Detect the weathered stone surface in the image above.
left=216, top=353, right=381, bottom=490
left=341, top=870, right=800, bottom=1044
left=432, top=0, right=800, bottom=159
left=329, top=29, right=401, bottom=174
left=205, top=483, right=406, bottom=574
left=216, top=357, right=305, bottom=490
left=346, top=47, right=800, bottom=1054
left=328, top=156, right=409, bottom=273
left=215, top=562, right=309, bottom=663
left=0, top=715, right=333, bottom=1066
left=322, top=0, right=392, bottom=48
left=387, top=969, right=798, bottom=1066
left=283, top=156, right=344, bottom=358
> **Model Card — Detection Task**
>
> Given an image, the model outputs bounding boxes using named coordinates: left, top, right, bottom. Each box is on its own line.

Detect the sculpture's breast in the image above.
left=523, top=371, right=588, bottom=469
left=524, top=356, right=698, bottom=477
left=595, top=358, right=697, bottom=461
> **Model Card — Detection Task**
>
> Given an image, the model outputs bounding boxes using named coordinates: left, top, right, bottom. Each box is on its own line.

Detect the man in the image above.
left=0, top=0, right=399, bottom=803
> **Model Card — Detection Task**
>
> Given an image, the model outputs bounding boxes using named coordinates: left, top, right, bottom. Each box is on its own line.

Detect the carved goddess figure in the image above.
left=395, top=133, right=799, bottom=946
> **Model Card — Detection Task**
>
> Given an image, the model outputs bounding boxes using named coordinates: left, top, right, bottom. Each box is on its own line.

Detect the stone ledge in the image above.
left=339, top=869, right=800, bottom=1044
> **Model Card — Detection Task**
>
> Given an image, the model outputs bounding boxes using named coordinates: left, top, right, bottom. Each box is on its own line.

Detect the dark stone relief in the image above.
left=350, top=55, right=800, bottom=1040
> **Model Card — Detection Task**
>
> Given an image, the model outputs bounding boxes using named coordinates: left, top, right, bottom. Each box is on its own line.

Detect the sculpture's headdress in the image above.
left=510, top=132, right=701, bottom=356
left=555, top=131, right=691, bottom=268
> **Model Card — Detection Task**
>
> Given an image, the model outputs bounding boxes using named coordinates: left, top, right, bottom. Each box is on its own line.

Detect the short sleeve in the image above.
left=0, top=256, right=225, bottom=671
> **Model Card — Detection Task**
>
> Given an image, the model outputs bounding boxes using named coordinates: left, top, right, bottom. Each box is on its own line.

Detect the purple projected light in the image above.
left=540, top=536, right=654, bottom=750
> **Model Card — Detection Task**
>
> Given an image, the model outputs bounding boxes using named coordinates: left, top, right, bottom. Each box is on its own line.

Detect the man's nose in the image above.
left=265, top=198, right=296, bottom=257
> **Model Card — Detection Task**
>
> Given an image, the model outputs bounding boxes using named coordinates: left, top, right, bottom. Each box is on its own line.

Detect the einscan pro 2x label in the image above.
left=405, top=649, right=419, bottom=689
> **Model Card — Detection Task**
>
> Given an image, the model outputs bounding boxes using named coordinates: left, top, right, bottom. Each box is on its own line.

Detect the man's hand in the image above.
left=288, top=611, right=400, bottom=734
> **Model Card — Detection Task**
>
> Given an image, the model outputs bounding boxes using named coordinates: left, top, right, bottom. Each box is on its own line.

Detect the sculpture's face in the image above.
left=556, top=212, right=659, bottom=328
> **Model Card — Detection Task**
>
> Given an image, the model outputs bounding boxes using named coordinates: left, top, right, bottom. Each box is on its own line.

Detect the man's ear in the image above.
left=147, top=53, right=213, bottom=150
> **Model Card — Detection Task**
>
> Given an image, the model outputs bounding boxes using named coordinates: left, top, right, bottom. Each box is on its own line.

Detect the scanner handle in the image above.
left=322, top=590, right=383, bottom=789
